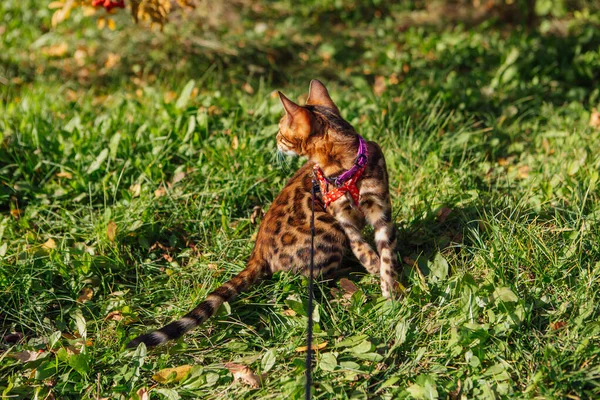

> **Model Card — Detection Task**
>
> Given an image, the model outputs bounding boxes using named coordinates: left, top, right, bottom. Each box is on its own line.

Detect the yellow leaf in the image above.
left=107, top=221, right=117, bottom=242
left=42, top=238, right=57, bottom=250
left=48, top=1, right=65, bottom=9
left=225, top=363, right=261, bottom=388
left=295, top=341, right=328, bottom=352
left=152, top=365, right=193, bottom=384
left=42, top=43, right=68, bottom=57
left=77, top=287, right=94, bottom=303
left=107, top=18, right=116, bottom=31
left=129, top=183, right=141, bottom=198
left=56, top=171, right=73, bottom=179
left=97, top=17, right=106, bottom=30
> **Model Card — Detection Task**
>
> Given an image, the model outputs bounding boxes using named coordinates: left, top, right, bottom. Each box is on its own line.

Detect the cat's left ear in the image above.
left=306, top=79, right=340, bottom=115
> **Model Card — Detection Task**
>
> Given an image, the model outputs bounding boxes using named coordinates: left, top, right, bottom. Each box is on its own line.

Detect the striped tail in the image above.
left=126, top=260, right=266, bottom=348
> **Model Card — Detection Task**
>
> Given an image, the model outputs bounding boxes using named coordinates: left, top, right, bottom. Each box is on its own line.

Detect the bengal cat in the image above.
left=126, top=80, right=397, bottom=348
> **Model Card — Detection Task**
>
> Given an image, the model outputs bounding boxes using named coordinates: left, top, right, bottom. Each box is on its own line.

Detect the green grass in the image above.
left=1, top=1, right=600, bottom=399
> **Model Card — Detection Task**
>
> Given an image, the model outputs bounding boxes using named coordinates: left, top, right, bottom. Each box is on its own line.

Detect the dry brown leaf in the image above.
left=164, top=91, right=177, bottom=103
left=242, top=83, right=254, bottom=94
left=550, top=321, right=567, bottom=330
left=56, top=171, right=73, bottom=179
left=77, top=287, right=93, bottom=303
left=42, top=43, right=68, bottom=57
left=10, top=208, right=22, bottom=219
left=339, top=278, right=358, bottom=295
left=231, top=136, right=239, bottom=150
left=403, top=256, right=416, bottom=266
left=250, top=206, right=263, bottom=224
left=171, top=171, right=186, bottom=185
left=162, top=253, right=173, bottom=263
left=42, top=238, right=57, bottom=250
left=590, top=108, right=600, bottom=130
left=107, top=221, right=117, bottom=242
left=134, top=387, right=149, bottom=400
left=154, top=186, right=166, bottom=198
left=152, top=365, right=193, bottom=384
left=9, top=350, right=42, bottom=363
left=129, top=183, right=141, bottom=198
left=282, top=308, right=297, bottom=316
left=436, top=207, right=452, bottom=223
left=295, top=341, right=328, bottom=352
left=373, top=76, right=386, bottom=96
left=517, top=165, right=530, bottom=179
left=225, top=363, right=261, bottom=388
left=105, top=311, right=124, bottom=321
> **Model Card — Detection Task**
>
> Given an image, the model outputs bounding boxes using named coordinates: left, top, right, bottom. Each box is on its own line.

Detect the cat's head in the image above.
left=276, top=80, right=356, bottom=159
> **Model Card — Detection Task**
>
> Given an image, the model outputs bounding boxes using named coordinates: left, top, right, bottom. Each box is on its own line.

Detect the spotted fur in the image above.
left=126, top=80, right=397, bottom=349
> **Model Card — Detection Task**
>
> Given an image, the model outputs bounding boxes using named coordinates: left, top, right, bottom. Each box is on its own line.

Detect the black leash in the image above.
left=305, top=177, right=319, bottom=399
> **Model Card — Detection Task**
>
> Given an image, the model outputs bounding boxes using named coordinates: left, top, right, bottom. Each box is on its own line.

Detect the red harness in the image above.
left=313, top=164, right=366, bottom=210
left=312, top=135, right=368, bottom=211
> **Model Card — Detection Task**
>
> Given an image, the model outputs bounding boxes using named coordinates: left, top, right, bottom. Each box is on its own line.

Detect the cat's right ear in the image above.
left=278, top=91, right=312, bottom=136
left=278, top=92, right=301, bottom=118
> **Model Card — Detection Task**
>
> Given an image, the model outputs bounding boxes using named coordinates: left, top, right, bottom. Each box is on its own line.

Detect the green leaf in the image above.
left=406, top=374, right=439, bottom=400
left=86, top=148, right=109, bottom=175
left=261, top=349, right=276, bottom=373
left=34, top=361, right=56, bottom=380
left=109, top=132, right=121, bottom=159
left=335, top=335, right=368, bottom=348
left=493, top=287, right=519, bottom=303
left=348, top=340, right=373, bottom=355
left=429, top=253, right=449, bottom=282
left=319, top=353, right=337, bottom=372
left=71, top=309, right=87, bottom=339
left=68, top=353, right=91, bottom=376
left=176, top=79, right=196, bottom=109
left=154, top=388, right=181, bottom=400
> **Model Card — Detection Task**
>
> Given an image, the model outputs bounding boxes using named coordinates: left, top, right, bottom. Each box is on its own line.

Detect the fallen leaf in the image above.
left=517, top=165, right=530, bottom=179
left=295, top=341, right=328, bottom=352
left=162, top=253, right=173, bottom=263
left=42, top=238, right=57, bottom=250
left=8, top=350, right=41, bottom=363
left=403, top=256, right=416, bottom=266
left=436, top=207, right=452, bottom=223
left=77, top=287, right=93, bottom=303
left=154, top=186, right=166, bottom=198
left=242, top=83, right=254, bottom=94
left=134, top=387, right=149, bottom=400
left=56, top=171, right=73, bottom=179
left=590, top=108, right=600, bottom=130
left=282, top=309, right=297, bottom=316
left=10, top=208, right=22, bottom=219
left=171, top=171, right=186, bottom=185
left=339, top=278, right=358, bottom=295
left=105, top=311, right=124, bottom=321
left=550, top=321, right=567, bottom=330
left=250, top=206, right=263, bottom=224
left=225, top=363, right=261, bottom=388
left=42, top=42, right=68, bottom=57
left=164, top=91, right=177, bottom=103
left=107, top=221, right=117, bottom=242
left=373, top=76, right=386, bottom=96
left=3, top=332, right=24, bottom=344
left=129, top=183, right=141, bottom=198
left=152, top=365, right=193, bottom=384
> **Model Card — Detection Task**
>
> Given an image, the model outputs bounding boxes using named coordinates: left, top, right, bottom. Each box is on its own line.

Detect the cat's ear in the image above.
left=306, top=79, right=340, bottom=114
left=278, top=91, right=313, bottom=135
left=278, top=91, right=302, bottom=117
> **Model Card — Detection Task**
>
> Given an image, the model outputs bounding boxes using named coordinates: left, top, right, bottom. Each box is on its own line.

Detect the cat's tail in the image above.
left=126, top=259, right=268, bottom=348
